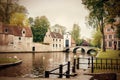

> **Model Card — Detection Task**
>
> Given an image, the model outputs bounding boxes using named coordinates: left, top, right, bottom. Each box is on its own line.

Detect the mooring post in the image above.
left=91, top=56, right=94, bottom=73
left=88, top=57, right=90, bottom=68
left=72, top=58, right=76, bottom=73
left=59, top=64, right=63, bottom=78
left=45, top=71, right=49, bottom=78
left=66, top=61, right=70, bottom=78
left=77, top=57, right=79, bottom=69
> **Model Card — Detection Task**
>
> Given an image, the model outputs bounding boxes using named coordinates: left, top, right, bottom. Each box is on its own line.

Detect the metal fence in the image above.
left=79, top=57, right=120, bottom=73
left=45, top=56, right=120, bottom=78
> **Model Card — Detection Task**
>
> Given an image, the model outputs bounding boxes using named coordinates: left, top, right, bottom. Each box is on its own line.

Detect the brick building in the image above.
left=104, top=21, right=120, bottom=50
left=0, top=22, right=33, bottom=51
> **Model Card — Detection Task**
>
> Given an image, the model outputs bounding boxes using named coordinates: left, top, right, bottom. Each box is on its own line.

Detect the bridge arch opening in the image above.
left=87, top=49, right=97, bottom=56
left=73, top=47, right=85, bottom=54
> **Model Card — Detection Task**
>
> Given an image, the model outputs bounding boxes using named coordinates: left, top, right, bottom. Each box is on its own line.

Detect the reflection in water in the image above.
left=0, top=52, right=74, bottom=78
left=65, top=53, right=69, bottom=62
left=0, top=52, right=88, bottom=78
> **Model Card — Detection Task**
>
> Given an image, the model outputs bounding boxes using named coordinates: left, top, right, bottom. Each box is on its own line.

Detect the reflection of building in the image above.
left=63, top=32, right=76, bottom=48
left=0, top=23, right=33, bottom=51
left=104, top=20, right=120, bottom=50
left=44, top=29, right=64, bottom=51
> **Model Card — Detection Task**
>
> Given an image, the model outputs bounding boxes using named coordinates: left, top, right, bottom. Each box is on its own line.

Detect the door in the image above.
left=65, top=39, right=69, bottom=47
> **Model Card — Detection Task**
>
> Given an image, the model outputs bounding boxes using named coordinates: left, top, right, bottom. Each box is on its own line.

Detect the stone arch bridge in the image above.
left=64, top=46, right=97, bottom=54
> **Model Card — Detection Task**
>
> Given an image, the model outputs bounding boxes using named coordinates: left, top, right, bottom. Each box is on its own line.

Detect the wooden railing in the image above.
left=45, top=61, right=71, bottom=78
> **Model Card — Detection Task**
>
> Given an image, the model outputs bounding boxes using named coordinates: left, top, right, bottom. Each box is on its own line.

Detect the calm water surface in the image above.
left=0, top=52, right=77, bottom=78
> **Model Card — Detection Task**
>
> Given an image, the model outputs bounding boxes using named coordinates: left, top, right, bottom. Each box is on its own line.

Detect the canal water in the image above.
left=0, top=52, right=89, bottom=78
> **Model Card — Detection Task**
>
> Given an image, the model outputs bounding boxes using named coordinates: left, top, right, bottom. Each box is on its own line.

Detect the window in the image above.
left=105, top=35, right=107, bottom=39
left=56, top=44, right=57, bottom=47
left=107, top=28, right=111, bottom=32
left=59, top=44, right=61, bottom=47
left=114, top=34, right=117, bottom=38
left=56, top=39, right=57, bottom=41
left=59, top=39, right=61, bottom=42
left=53, top=44, right=54, bottom=47
left=118, top=41, right=120, bottom=47
left=5, top=28, right=8, bottom=32
left=109, top=35, right=112, bottom=39
left=109, top=41, right=112, bottom=47
left=53, top=39, right=54, bottom=41
left=67, top=35, right=68, bottom=38
left=22, top=29, right=26, bottom=36
left=19, top=37, right=21, bottom=40
left=105, top=41, right=107, bottom=47
left=23, top=31, right=25, bottom=34
left=10, top=42, right=14, bottom=44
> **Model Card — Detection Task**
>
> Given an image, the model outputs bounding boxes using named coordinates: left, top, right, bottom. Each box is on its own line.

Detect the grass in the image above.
left=96, top=49, right=120, bottom=59
left=93, top=49, right=120, bottom=73
left=0, top=58, right=18, bottom=64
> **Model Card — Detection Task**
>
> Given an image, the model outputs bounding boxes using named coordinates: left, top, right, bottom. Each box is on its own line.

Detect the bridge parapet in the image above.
left=64, top=46, right=97, bottom=54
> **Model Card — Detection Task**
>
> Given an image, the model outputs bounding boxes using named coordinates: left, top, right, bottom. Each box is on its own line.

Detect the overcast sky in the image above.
left=19, top=0, right=93, bottom=39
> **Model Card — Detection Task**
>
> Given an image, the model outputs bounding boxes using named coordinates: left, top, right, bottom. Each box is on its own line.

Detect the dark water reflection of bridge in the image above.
left=0, top=52, right=90, bottom=78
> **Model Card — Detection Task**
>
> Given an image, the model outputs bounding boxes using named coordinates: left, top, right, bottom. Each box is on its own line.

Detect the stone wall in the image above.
left=0, top=35, right=33, bottom=52
left=33, top=43, right=51, bottom=52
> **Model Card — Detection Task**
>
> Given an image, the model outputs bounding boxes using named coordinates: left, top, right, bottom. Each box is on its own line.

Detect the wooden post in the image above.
left=77, top=57, right=79, bottom=69
left=116, top=59, right=118, bottom=70
left=91, top=56, right=94, bottom=73
left=59, top=64, right=63, bottom=78
left=45, top=71, right=49, bottom=78
left=66, top=61, right=70, bottom=78
left=95, top=58, right=97, bottom=69
left=72, top=58, right=76, bottom=73
left=111, top=59, right=113, bottom=69
left=88, top=58, right=90, bottom=68
left=101, top=58, right=102, bottom=69
left=106, top=58, right=107, bottom=69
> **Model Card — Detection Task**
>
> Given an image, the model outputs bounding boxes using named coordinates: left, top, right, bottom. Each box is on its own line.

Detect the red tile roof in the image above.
left=24, top=27, right=33, bottom=37
left=0, top=23, right=32, bottom=37
left=50, top=32, right=63, bottom=39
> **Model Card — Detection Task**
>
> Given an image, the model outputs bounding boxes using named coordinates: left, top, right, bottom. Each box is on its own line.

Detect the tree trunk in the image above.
left=101, top=17, right=106, bottom=52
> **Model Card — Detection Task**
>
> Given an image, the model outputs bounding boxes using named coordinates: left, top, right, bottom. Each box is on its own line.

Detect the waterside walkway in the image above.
left=0, top=69, right=119, bottom=80
left=0, top=69, right=92, bottom=80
